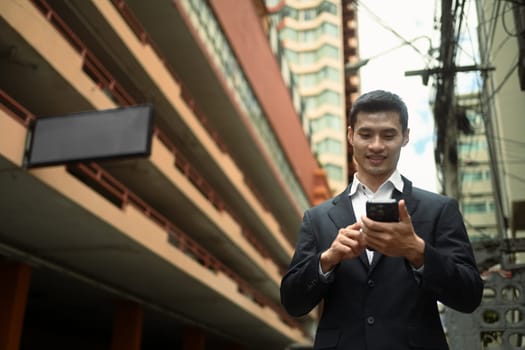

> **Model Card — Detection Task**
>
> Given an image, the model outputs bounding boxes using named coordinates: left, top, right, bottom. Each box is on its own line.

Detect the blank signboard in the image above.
left=27, top=105, right=153, bottom=167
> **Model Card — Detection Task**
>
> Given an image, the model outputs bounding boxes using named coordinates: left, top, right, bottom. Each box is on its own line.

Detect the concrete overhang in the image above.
left=0, top=0, right=295, bottom=268
left=0, top=111, right=306, bottom=348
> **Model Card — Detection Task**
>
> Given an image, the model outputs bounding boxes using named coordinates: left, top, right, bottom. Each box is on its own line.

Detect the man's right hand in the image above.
left=320, top=222, right=367, bottom=273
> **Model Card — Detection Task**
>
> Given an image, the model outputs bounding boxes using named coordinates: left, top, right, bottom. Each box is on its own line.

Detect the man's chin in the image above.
left=366, top=166, right=389, bottom=176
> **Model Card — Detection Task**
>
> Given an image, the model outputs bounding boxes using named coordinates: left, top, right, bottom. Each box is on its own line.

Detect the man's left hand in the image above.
left=361, top=199, right=425, bottom=267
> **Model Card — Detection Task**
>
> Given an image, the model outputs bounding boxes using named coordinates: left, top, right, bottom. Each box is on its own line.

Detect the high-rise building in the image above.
left=266, top=0, right=350, bottom=194
left=456, top=93, right=499, bottom=242
left=0, top=0, right=331, bottom=348
left=442, top=2, right=525, bottom=349
left=476, top=0, right=525, bottom=262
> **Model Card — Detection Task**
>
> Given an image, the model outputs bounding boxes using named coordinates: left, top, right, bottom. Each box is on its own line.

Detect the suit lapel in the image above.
left=395, top=176, right=420, bottom=216
left=327, top=190, right=356, bottom=229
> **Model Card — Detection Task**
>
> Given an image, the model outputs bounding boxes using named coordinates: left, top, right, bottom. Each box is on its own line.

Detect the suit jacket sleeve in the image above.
left=418, top=196, right=483, bottom=313
left=280, top=209, right=333, bottom=317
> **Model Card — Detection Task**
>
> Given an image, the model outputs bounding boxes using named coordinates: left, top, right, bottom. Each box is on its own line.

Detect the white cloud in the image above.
left=356, top=0, right=439, bottom=193
left=398, top=135, right=438, bottom=192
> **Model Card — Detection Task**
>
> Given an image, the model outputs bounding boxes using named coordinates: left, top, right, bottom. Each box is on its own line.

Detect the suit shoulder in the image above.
left=307, top=197, right=335, bottom=214
left=411, top=186, right=457, bottom=205
left=305, top=191, right=345, bottom=215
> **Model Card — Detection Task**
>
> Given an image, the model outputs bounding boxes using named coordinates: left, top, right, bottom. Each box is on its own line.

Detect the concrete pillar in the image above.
left=182, top=326, right=206, bottom=350
left=110, top=300, right=143, bottom=350
left=0, top=262, right=31, bottom=350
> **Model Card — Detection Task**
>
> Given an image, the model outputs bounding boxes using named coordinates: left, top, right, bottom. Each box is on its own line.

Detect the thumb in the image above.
left=398, top=199, right=411, bottom=223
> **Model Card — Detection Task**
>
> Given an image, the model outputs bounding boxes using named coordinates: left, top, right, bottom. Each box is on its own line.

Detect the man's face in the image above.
left=348, top=111, right=409, bottom=184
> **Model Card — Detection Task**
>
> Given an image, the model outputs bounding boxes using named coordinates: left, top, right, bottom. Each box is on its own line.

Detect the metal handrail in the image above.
left=30, top=0, right=135, bottom=106
left=109, top=0, right=229, bottom=154
left=25, top=0, right=301, bottom=331
left=1, top=88, right=301, bottom=333
left=154, top=128, right=276, bottom=261
left=107, top=0, right=283, bottom=262
left=29, top=0, right=275, bottom=263
left=0, top=89, right=36, bottom=127
left=71, top=161, right=304, bottom=333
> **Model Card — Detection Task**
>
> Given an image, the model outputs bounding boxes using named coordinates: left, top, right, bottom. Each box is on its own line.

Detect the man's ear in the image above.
left=402, top=128, right=410, bottom=146
left=347, top=127, right=354, bottom=145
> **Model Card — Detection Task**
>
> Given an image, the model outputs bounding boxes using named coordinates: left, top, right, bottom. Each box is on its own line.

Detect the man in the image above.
left=281, top=90, right=483, bottom=349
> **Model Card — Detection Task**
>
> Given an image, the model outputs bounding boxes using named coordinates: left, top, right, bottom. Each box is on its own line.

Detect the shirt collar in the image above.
left=348, top=169, right=404, bottom=196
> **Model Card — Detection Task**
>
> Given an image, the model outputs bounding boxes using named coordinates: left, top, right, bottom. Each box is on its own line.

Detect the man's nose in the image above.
left=368, top=136, right=384, bottom=149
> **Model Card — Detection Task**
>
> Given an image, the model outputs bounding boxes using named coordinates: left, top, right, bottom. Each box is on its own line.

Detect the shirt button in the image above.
left=367, top=279, right=375, bottom=288
left=367, top=316, right=375, bottom=325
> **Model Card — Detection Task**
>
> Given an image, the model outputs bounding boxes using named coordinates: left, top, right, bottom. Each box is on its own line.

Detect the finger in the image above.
left=339, top=229, right=364, bottom=245
left=360, top=215, right=373, bottom=229
left=358, top=231, right=368, bottom=247
left=346, top=222, right=363, bottom=232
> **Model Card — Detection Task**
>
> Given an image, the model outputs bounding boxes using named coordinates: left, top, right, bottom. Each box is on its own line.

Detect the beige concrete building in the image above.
left=266, top=0, right=350, bottom=194
left=0, top=0, right=332, bottom=348
left=456, top=94, right=499, bottom=241
left=476, top=0, right=525, bottom=264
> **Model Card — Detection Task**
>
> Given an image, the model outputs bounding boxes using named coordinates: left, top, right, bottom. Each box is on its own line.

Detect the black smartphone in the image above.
left=366, top=200, right=399, bottom=222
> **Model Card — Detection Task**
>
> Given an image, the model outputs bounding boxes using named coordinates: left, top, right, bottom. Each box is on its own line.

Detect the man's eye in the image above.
left=360, top=134, right=371, bottom=139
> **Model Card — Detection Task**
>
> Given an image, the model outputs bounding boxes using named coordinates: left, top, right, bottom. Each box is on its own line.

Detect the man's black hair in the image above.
left=349, top=90, right=409, bottom=133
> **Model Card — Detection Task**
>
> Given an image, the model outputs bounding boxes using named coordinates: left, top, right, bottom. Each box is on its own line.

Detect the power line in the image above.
left=455, top=0, right=480, bottom=65
left=504, top=171, right=525, bottom=185
left=481, top=1, right=503, bottom=65
left=502, top=0, right=523, bottom=36
left=502, top=0, right=525, bottom=8
left=486, top=58, right=519, bottom=101
left=353, top=0, right=437, bottom=64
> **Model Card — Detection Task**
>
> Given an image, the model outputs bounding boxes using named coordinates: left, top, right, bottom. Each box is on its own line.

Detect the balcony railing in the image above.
left=0, top=89, right=36, bottom=127
left=31, top=0, right=135, bottom=106
left=28, top=0, right=283, bottom=270
left=0, top=92, right=306, bottom=335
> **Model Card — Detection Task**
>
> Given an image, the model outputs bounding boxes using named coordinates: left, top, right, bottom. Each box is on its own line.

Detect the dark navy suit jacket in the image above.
left=281, top=177, right=483, bottom=350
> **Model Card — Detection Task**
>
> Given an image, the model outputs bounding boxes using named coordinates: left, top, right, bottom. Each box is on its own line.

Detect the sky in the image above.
left=355, top=1, right=441, bottom=192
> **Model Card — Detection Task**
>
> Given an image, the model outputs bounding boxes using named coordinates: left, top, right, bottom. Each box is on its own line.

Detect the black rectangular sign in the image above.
left=27, top=105, right=153, bottom=167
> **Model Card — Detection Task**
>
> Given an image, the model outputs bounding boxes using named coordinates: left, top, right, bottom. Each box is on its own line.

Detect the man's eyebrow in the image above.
left=356, top=126, right=399, bottom=132
left=381, top=128, right=399, bottom=133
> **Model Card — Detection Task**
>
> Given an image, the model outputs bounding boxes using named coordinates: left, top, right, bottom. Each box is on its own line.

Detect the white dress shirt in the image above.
left=349, top=170, right=404, bottom=263
left=318, top=170, right=404, bottom=278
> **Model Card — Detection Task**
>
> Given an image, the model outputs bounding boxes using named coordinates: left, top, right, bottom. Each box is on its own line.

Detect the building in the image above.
left=456, top=93, right=499, bottom=242
left=265, top=0, right=350, bottom=194
left=442, top=1, right=525, bottom=349
left=476, top=0, right=525, bottom=253
left=0, top=0, right=332, bottom=348
left=340, top=0, right=359, bottom=181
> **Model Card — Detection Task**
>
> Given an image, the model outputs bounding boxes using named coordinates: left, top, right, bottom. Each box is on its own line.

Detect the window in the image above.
left=324, top=164, right=343, bottom=181
left=322, top=22, right=339, bottom=38
left=303, top=90, right=341, bottom=112
left=461, top=169, right=491, bottom=182
left=462, top=201, right=495, bottom=214
left=281, top=28, right=298, bottom=41
left=314, top=138, right=343, bottom=155
left=317, top=44, right=339, bottom=60
left=282, top=1, right=337, bottom=21
left=458, top=138, right=488, bottom=153
left=311, top=114, right=342, bottom=132
left=298, top=67, right=340, bottom=87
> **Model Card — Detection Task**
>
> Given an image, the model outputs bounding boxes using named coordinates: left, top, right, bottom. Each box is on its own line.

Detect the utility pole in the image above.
left=436, top=0, right=459, bottom=198
left=404, top=0, right=459, bottom=198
